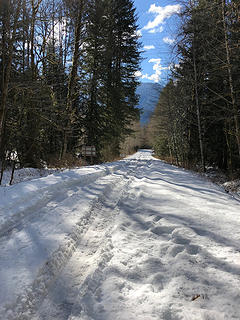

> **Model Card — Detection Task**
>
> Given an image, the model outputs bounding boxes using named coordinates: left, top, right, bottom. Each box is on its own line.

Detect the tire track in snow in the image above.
left=64, top=155, right=240, bottom=320
left=2, top=157, right=147, bottom=320
left=32, top=158, right=152, bottom=320
left=0, top=164, right=126, bottom=240
left=1, top=173, right=124, bottom=320
left=67, top=158, right=154, bottom=320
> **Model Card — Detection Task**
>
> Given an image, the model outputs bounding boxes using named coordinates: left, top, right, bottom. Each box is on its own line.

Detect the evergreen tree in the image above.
left=150, top=0, right=240, bottom=173
left=102, top=0, right=140, bottom=157
left=0, top=0, right=141, bottom=178
left=82, top=0, right=141, bottom=160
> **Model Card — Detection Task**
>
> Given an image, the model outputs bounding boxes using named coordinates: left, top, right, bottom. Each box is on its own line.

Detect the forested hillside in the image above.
left=0, top=0, right=141, bottom=177
left=136, top=82, right=161, bottom=124
left=148, top=0, right=240, bottom=176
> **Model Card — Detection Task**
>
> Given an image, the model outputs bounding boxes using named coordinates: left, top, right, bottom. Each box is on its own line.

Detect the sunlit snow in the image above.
left=0, top=150, right=239, bottom=320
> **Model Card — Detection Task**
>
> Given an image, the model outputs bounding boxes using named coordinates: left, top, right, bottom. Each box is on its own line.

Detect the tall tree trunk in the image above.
left=224, top=120, right=233, bottom=177
left=30, top=0, right=42, bottom=79
left=0, top=0, right=22, bottom=159
left=22, top=0, right=27, bottom=73
left=190, top=0, right=206, bottom=172
left=61, top=0, right=85, bottom=159
left=193, top=48, right=205, bottom=172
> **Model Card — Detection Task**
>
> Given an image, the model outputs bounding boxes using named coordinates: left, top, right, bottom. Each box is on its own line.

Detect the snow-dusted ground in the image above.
left=0, top=150, right=240, bottom=320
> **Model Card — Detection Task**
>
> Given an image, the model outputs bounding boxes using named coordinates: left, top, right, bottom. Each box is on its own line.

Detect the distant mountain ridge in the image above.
left=136, top=82, right=162, bottom=125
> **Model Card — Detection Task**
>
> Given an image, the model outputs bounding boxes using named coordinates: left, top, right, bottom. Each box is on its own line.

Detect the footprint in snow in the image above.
left=167, top=242, right=200, bottom=257
left=151, top=225, right=176, bottom=236
left=152, top=215, right=163, bottom=222
left=167, top=244, right=185, bottom=257
left=186, top=244, right=199, bottom=255
left=172, top=236, right=190, bottom=245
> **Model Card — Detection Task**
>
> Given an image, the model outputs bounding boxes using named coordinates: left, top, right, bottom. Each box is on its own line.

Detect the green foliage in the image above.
left=0, top=0, right=141, bottom=169
left=148, top=0, right=240, bottom=173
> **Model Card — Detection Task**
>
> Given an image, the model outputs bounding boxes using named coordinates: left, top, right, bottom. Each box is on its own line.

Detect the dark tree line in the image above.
left=149, top=0, right=240, bottom=175
left=0, top=0, right=140, bottom=178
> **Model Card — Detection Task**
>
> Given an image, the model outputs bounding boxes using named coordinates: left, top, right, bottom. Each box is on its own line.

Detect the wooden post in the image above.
left=9, top=160, right=16, bottom=185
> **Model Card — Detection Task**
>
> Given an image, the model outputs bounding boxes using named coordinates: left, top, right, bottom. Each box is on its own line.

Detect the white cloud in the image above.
left=142, top=58, right=170, bottom=83
left=142, top=73, right=160, bottom=83
left=163, top=37, right=175, bottom=45
left=148, top=26, right=164, bottom=34
left=144, top=45, right=155, bottom=50
left=143, top=4, right=181, bottom=33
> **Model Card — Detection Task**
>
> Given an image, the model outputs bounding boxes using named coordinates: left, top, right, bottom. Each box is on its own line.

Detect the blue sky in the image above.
left=133, top=0, right=181, bottom=84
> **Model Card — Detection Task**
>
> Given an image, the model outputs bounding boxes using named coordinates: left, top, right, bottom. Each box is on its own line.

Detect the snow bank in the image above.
left=0, top=167, right=60, bottom=187
left=0, top=162, right=124, bottom=237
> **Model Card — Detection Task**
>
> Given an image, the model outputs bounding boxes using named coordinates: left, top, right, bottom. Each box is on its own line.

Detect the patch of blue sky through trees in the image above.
left=133, top=0, right=181, bottom=84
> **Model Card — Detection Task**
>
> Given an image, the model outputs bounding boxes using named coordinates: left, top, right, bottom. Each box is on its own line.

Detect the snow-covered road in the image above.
left=0, top=150, right=240, bottom=320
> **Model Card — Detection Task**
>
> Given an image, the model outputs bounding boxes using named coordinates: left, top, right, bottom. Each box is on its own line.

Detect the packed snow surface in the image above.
left=0, top=150, right=239, bottom=320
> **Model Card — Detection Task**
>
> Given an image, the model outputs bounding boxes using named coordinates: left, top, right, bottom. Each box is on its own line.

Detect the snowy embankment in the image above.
left=0, top=162, right=123, bottom=237
left=0, top=150, right=240, bottom=320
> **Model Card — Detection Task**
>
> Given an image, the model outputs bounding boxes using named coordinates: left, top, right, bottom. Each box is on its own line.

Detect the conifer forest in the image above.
left=0, top=0, right=141, bottom=173
left=148, top=0, right=240, bottom=176
left=0, top=0, right=240, bottom=179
